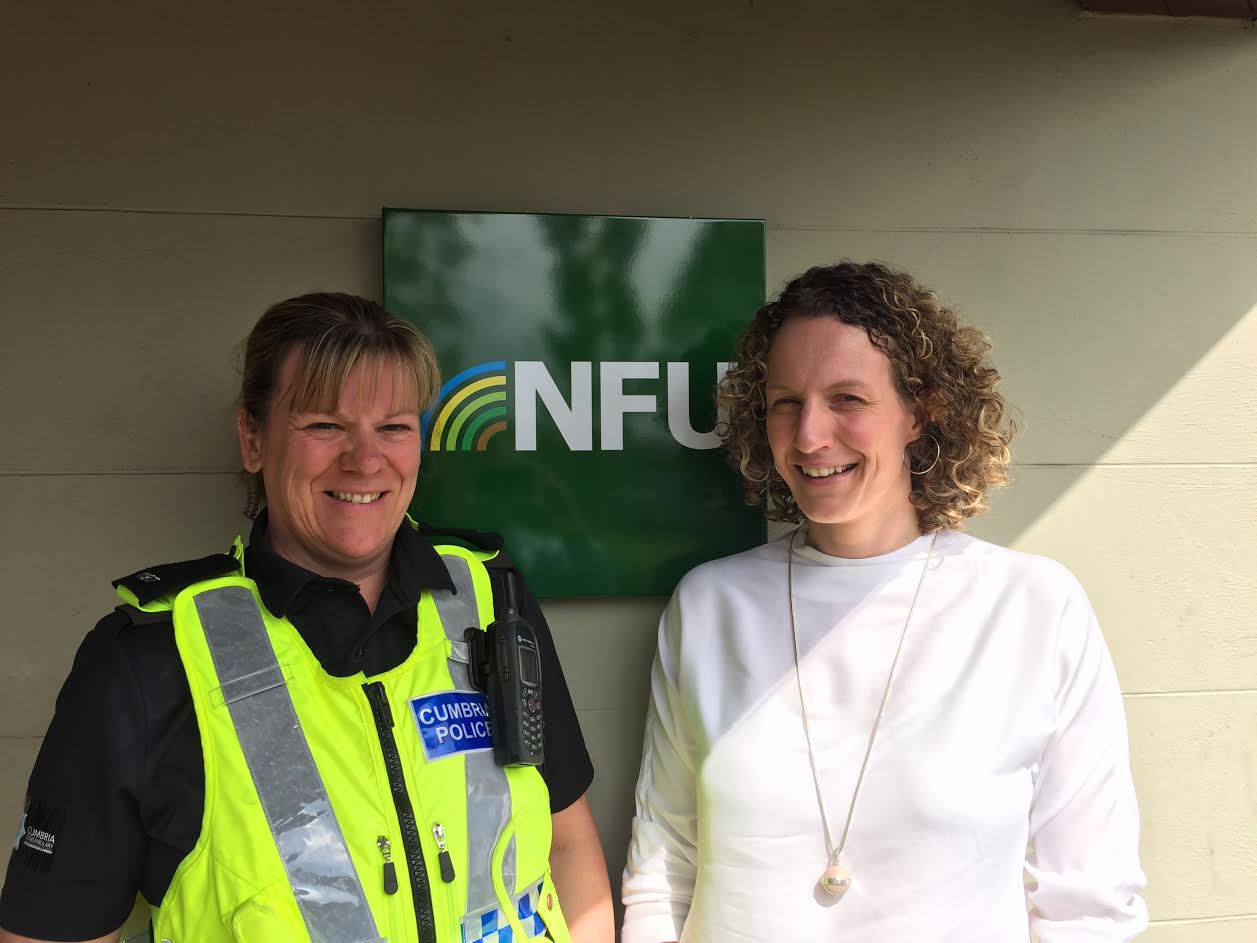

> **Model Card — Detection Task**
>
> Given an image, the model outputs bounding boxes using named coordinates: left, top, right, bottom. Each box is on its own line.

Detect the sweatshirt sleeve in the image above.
left=1025, top=578, right=1149, bottom=941
left=620, top=593, right=698, bottom=943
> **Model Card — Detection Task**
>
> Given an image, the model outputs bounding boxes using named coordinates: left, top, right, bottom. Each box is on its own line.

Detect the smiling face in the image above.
left=237, top=348, right=422, bottom=583
left=765, top=315, right=924, bottom=557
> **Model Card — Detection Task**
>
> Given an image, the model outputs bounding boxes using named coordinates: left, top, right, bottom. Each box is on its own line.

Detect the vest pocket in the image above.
left=469, top=810, right=568, bottom=943
left=228, top=886, right=391, bottom=943
left=502, top=779, right=553, bottom=886
left=227, top=884, right=307, bottom=942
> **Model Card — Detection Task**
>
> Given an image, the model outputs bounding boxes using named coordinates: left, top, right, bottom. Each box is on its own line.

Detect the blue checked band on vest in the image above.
left=463, top=878, right=548, bottom=943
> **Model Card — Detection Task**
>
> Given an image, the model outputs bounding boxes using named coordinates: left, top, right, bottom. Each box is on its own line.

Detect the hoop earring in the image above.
left=909, top=434, right=940, bottom=476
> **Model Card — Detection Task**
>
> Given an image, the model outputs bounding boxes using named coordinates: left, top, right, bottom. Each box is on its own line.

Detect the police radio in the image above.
left=465, top=570, right=544, bottom=767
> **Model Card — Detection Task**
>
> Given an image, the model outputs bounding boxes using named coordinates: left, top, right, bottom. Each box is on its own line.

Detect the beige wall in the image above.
left=3, top=1, right=1255, bottom=938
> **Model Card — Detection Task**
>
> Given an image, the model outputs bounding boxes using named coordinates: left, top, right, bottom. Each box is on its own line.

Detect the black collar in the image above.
left=244, top=509, right=455, bottom=618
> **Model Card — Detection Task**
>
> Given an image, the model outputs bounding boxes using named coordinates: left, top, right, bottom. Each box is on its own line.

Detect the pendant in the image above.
left=820, top=857, right=851, bottom=899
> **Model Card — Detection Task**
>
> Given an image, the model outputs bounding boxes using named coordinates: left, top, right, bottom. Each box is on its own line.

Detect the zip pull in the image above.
left=377, top=835, right=398, bottom=895
left=432, top=822, right=456, bottom=883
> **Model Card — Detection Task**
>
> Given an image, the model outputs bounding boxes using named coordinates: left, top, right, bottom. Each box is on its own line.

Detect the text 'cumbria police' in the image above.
left=410, top=691, right=494, bottom=761
left=423, top=361, right=732, bottom=453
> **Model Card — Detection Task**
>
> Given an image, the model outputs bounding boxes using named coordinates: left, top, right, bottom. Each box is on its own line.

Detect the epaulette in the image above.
left=483, top=549, right=518, bottom=572
left=415, top=522, right=505, bottom=554
left=112, top=551, right=240, bottom=606
left=115, top=604, right=174, bottom=626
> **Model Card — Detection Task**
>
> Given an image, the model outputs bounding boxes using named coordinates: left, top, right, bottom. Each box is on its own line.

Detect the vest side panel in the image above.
left=432, top=547, right=573, bottom=943
left=159, top=577, right=312, bottom=943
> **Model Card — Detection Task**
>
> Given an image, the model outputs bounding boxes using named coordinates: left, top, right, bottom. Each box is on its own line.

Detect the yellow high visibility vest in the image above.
left=117, top=540, right=572, bottom=943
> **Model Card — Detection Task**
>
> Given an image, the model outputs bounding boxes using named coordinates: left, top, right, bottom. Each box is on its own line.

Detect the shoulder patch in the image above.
left=112, top=552, right=240, bottom=606
left=12, top=798, right=63, bottom=873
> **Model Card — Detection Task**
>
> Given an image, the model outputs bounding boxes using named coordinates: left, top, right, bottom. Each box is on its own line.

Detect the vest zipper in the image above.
left=377, top=835, right=399, bottom=895
left=364, top=680, right=436, bottom=943
left=432, top=821, right=456, bottom=883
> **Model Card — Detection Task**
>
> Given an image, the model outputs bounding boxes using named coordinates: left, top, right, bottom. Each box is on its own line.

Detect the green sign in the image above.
left=383, top=209, right=765, bottom=597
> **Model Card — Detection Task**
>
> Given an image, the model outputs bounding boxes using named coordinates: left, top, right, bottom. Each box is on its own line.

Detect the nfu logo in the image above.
left=423, top=361, right=730, bottom=452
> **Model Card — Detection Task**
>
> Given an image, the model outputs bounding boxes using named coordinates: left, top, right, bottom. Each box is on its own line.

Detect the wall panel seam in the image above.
left=3, top=462, right=1255, bottom=479
left=0, top=204, right=374, bottom=223
left=0, top=471, right=242, bottom=478
left=3, top=206, right=1257, bottom=240
left=1124, top=689, right=1257, bottom=698
left=1013, top=462, right=1257, bottom=469
left=1148, top=912, right=1257, bottom=925
left=767, top=224, right=1257, bottom=239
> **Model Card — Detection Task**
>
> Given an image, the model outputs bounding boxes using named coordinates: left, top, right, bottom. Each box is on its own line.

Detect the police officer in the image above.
left=0, top=293, right=614, bottom=943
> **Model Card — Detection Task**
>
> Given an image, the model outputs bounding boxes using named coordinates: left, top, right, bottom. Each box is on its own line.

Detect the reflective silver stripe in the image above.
left=194, top=586, right=384, bottom=943
left=432, top=555, right=517, bottom=916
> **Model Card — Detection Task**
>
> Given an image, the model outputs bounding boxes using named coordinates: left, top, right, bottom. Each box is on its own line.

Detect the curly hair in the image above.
left=718, top=261, right=1014, bottom=532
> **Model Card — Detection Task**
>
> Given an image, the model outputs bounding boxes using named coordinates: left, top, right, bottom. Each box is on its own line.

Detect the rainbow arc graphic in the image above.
left=423, top=362, right=509, bottom=452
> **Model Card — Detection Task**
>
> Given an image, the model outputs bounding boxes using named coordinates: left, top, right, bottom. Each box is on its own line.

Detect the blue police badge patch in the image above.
left=409, top=690, right=493, bottom=761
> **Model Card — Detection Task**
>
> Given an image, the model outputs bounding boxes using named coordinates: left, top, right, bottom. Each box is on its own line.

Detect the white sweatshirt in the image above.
left=621, top=530, right=1147, bottom=943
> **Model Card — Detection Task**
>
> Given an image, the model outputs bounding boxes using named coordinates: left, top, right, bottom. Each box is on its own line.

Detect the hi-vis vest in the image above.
left=115, top=537, right=572, bottom=943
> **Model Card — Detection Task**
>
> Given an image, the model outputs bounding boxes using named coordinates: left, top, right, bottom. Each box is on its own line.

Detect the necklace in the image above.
left=787, top=526, right=938, bottom=900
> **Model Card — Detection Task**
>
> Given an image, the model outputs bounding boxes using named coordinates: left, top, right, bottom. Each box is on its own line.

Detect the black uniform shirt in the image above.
left=0, top=513, right=594, bottom=941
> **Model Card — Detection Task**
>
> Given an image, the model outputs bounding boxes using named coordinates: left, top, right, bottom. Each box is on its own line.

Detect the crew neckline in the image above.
left=789, top=525, right=959, bottom=567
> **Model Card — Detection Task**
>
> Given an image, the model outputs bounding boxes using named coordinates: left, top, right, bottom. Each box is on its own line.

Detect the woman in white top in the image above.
left=620, top=261, right=1147, bottom=942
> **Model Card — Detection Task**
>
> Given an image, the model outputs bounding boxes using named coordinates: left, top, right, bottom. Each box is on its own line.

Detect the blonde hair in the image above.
left=238, top=292, right=440, bottom=517
left=718, top=261, right=1014, bottom=532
